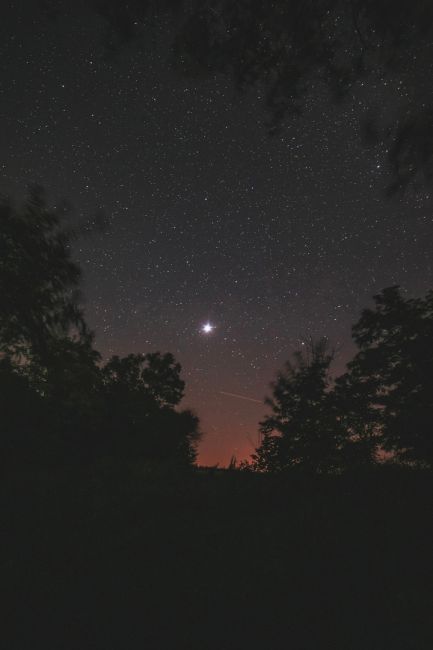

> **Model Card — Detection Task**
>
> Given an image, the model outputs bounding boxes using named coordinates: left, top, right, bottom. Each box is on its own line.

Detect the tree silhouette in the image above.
left=0, top=356, right=45, bottom=467
left=0, top=188, right=201, bottom=469
left=253, top=339, right=344, bottom=473
left=92, top=0, right=433, bottom=190
left=252, top=287, right=433, bottom=473
left=101, top=353, right=200, bottom=465
left=0, top=186, right=86, bottom=363
left=0, top=188, right=99, bottom=465
left=332, top=370, right=380, bottom=468
left=346, top=286, right=433, bottom=467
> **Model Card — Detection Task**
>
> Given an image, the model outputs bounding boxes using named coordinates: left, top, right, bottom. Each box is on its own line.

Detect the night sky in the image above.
left=2, top=2, right=433, bottom=465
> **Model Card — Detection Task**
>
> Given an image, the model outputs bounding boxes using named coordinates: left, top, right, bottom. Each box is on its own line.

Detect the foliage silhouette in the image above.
left=0, top=186, right=86, bottom=363
left=0, top=356, right=45, bottom=466
left=253, top=338, right=345, bottom=473
left=2, top=188, right=433, bottom=648
left=0, top=188, right=100, bottom=465
left=0, top=188, right=200, bottom=469
left=253, top=286, right=433, bottom=473
left=332, top=369, right=380, bottom=468
left=101, top=352, right=201, bottom=464
left=92, top=0, right=433, bottom=191
left=345, top=286, right=433, bottom=467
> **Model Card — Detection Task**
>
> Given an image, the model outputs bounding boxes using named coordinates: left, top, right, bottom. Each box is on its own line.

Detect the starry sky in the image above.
left=2, top=1, right=433, bottom=465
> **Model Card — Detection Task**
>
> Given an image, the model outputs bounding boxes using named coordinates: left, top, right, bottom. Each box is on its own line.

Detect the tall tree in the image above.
left=0, top=188, right=104, bottom=465
left=253, top=339, right=344, bottom=473
left=332, top=370, right=380, bottom=468
left=0, top=187, right=202, bottom=468
left=347, top=286, right=433, bottom=467
left=0, top=186, right=86, bottom=363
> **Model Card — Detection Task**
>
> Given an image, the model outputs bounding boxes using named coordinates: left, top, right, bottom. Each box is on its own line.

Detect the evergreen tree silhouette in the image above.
left=253, top=339, right=344, bottom=473
left=346, top=286, right=433, bottom=467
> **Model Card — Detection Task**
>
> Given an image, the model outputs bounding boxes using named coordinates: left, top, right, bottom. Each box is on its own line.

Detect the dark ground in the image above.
left=2, top=464, right=433, bottom=649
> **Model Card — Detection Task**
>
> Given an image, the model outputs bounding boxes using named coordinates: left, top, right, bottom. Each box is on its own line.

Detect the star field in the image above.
left=2, top=2, right=433, bottom=464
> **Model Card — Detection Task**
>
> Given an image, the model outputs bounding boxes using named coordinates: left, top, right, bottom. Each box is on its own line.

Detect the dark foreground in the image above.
left=3, top=464, right=433, bottom=649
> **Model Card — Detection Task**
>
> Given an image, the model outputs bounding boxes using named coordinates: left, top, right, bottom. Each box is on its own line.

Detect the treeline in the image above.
left=1, top=188, right=433, bottom=476
left=0, top=188, right=200, bottom=471
left=250, top=287, right=433, bottom=473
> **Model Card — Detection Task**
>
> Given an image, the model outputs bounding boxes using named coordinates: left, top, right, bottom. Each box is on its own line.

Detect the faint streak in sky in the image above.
left=219, top=391, right=262, bottom=404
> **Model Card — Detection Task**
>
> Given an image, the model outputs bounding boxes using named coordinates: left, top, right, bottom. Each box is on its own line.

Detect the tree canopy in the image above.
left=253, top=339, right=345, bottom=473
left=0, top=188, right=201, bottom=470
left=90, top=0, right=433, bottom=191
left=347, top=286, right=433, bottom=466
left=253, top=286, right=433, bottom=473
left=2, top=188, right=433, bottom=474
left=0, top=186, right=85, bottom=362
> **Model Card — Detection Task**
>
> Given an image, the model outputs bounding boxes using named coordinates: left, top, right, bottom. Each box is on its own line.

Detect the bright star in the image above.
left=201, top=322, right=214, bottom=334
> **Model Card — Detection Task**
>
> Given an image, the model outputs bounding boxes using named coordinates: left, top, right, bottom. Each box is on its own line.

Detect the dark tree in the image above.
left=0, top=186, right=86, bottom=363
left=253, top=339, right=344, bottom=473
left=0, top=356, right=45, bottom=466
left=347, top=286, right=433, bottom=467
left=0, top=188, right=200, bottom=469
left=332, top=370, right=380, bottom=468
left=251, top=431, right=285, bottom=474
left=35, top=336, right=103, bottom=463
left=0, top=188, right=101, bottom=464
left=101, top=353, right=200, bottom=465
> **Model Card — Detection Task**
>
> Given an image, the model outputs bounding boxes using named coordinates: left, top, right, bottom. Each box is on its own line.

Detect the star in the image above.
left=201, top=322, right=215, bottom=334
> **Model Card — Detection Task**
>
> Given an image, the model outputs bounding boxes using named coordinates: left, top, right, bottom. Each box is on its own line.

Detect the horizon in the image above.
left=2, top=1, right=433, bottom=465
